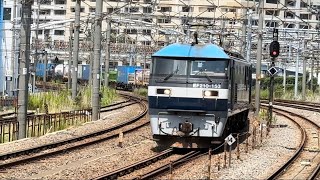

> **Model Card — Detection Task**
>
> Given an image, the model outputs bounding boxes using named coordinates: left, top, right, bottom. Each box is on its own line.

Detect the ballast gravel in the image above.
left=0, top=103, right=305, bottom=179
left=157, top=113, right=301, bottom=179
left=0, top=102, right=148, bottom=179
left=0, top=99, right=134, bottom=154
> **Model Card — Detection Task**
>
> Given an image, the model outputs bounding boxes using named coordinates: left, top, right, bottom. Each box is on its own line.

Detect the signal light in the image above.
left=270, top=41, right=280, bottom=58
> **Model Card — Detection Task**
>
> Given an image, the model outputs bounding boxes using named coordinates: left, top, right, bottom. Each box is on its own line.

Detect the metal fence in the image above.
left=0, top=97, right=17, bottom=108
left=0, top=109, right=91, bottom=143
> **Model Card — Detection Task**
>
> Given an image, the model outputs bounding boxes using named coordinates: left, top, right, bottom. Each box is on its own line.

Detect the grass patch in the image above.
left=28, top=89, right=73, bottom=113
left=101, top=87, right=118, bottom=106
left=133, top=88, right=148, bottom=97
left=254, top=87, right=320, bottom=102
left=28, top=86, right=118, bottom=113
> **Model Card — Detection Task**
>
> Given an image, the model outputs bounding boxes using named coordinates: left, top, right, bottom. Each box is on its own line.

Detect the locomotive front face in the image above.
left=148, top=57, right=230, bottom=148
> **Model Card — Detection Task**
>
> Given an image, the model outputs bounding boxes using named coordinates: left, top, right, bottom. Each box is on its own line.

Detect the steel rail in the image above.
left=92, top=148, right=174, bottom=180
left=274, top=99, right=320, bottom=108
left=308, top=164, right=320, bottom=180
left=261, top=105, right=320, bottom=180
left=261, top=100, right=320, bottom=112
left=0, top=94, right=147, bottom=169
left=137, top=151, right=204, bottom=180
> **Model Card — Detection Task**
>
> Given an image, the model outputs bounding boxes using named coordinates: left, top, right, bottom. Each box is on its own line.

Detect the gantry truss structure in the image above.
left=19, top=0, right=320, bottom=71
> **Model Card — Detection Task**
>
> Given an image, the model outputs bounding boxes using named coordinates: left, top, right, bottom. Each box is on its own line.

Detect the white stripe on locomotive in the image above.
left=148, top=86, right=229, bottom=99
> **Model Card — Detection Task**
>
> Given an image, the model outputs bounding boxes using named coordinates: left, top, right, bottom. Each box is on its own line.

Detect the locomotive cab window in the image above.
left=152, top=58, right=188, bottom=76
left=190, top=60, right=229, bottom=77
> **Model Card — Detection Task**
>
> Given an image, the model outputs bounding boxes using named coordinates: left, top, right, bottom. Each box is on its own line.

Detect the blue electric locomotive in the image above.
left=148, top=43, right=252, bottom=148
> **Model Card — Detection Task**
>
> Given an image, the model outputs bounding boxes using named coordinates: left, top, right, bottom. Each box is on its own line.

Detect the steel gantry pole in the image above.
left=89, top=25, right=94, bottom=87
left=104, top=20, right=111, bottom=87
left=92, top=0, right=103, bottom=120
left=241, top=8, right=247, bottom=57
left=71, top=0, right=81, bottom=100
left=68, top=23, right=73, bottom=89
left=311, top=53, right=315, bottom=92
left=302, top=40, right=307, bottom=101
left=255, top=0, right=264, bottom=116
left=246, top=9, right=252, bottom=63
left=294, top=42, right=300, bottom=98
left=43, top=33, right=48, bottom=85
left=284, top=43, right=291, bottom=94
left=33, top=0, right=40, bottom=93
left=18, top=0, right=33, bottom=139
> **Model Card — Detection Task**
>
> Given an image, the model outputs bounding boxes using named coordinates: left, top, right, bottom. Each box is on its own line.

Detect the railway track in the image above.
left=0, top=93, right=148, bottom=170
left=261, top=99, right=320, bottom=112
left=92, top=149, right=204, bottom=180
left=261, top=105, right=320, bottom=179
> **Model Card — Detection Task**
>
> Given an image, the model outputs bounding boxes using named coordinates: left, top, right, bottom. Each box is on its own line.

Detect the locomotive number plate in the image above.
left=193, top=83, right=221, bottom=88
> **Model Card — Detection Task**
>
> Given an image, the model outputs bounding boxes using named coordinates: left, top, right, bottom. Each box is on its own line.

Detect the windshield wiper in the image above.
left=196, top=70, right=212, bottom=83
left=163, top=67, right=179, bottom=81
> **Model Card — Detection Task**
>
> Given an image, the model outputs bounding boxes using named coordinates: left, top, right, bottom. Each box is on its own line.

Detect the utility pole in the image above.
left=165, top=35, right=170, bottom=46
left=268, top=29, right=279, bottom=128
left=92, top=0, right=103, bottom=120
left=18, top=0, right=33, bottom=139
left=317, top=57, right=320, bottom=88
left=104, top=20, right=111, bottom=87
left=246, top=9, right=252, bottom=63
left=255, top=0, right=264, bottom=116
left=43, top=34, right=48, bottom=84
left=301, top=40, right=307, bottom=101
left=294, top=42, right=300, bottom=98
left=89, top=25, right=94, bottom=86
left=33, top=0, right=40, bottom=93
left=311, top=53, right=314, bottom=92
left=68, top=23, right=73, bottom=89
left=10, top=0, right=17, bottom=96
left=284, top=43, right=291, bottom=94
left=72, top=0, right=81, bottom=100
left=241, top=8, right=247, bottom=57
left=220, top=18, right=226, bottom=49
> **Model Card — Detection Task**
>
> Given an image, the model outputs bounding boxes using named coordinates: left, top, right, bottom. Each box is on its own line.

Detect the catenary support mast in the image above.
left=92, top=0, right=103, bottom=120
left=18, top=0, right=33, bottom=139
left=255, top=0, right=264, bottom=115
left=71, top=0, right=81, bottom=100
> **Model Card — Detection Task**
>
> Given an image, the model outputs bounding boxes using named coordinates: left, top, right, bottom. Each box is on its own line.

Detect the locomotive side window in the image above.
left=190, top=60, right=228, bottom=77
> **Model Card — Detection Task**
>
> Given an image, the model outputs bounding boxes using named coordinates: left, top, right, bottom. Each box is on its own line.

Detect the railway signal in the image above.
left=267, top=67, right=278, bottom=76
left=270, top=41, right=280, bottom=58
left=268, top=28, right=279, bottom=132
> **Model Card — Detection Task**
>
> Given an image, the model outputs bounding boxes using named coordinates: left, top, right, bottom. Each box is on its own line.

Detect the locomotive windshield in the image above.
left=152, top=58, right=188, bottom=76
left=151, top=58, right=229, bottom=80
left=190, top=60, right=228, bottom=77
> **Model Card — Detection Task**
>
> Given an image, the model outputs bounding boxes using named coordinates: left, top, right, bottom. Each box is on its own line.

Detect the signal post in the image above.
left=268, top=29, right=280, bottom=129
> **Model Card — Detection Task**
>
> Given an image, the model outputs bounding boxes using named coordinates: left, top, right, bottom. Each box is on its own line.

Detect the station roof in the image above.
left=152, top=43, right=229, bottom=59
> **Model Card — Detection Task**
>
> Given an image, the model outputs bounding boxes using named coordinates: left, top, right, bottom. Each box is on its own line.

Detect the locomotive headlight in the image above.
left=164, top=89, right=171, bottom=95
left=204, top=90, right=211, bottom=96
left=157, top=88, right=171, bottom=95
left=203, top=90, right=219, bottom=97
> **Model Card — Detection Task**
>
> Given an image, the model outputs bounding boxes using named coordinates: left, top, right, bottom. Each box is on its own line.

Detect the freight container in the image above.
left=82, top=65, right=90, bottom=80
left=116, top=66, right=141, bottom=91
left=116, top=66, right=141, bottom=84
left=36, top=63, right=56, bottom=77
left=109, top=70, right=117, bottom=82
left=133, top=69, right=150, bottom=86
